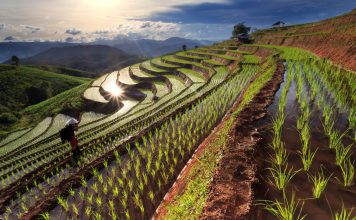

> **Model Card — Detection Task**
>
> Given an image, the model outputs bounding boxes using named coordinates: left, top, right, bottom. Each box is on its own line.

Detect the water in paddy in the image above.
left=255, top=61, right=355, bottom=219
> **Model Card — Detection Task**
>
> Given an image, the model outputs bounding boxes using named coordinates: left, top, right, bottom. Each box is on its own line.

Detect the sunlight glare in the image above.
left=107, top=82, right=123, bottom=97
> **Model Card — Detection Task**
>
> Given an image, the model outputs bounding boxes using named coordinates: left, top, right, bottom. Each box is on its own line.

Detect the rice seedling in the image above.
left=332, top=205, right=355, bottom=220
left=299, top=147, right=317, bottom=172
left=308, top=169, right=331, bottom=198
left=270, top=142, right=288, bottom=166
left=259, top=192, right=306, bottom=220
left=335, top=144, right=352, bottom=166
left=339, top=158, right=355, bottom=187
left=267, top=164, right=299, bottom=191
left=39, top=212, right=50, bottom=220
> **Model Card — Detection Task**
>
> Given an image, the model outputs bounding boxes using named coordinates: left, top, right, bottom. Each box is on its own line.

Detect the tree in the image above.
left=11, top=56, right=19, bottom=68
left=182, top=44, right=187, bottom=51
left=195, top=45, right=199, bottom=49
left=232, top=22, right=251, bottom=37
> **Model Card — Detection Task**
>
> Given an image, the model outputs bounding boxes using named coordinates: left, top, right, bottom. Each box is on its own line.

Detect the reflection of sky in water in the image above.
left=118, top=67, right=137, bottom=85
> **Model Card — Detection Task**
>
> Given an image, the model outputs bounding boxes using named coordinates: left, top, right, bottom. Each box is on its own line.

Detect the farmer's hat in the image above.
left=65, top=118, right=79, bottom=126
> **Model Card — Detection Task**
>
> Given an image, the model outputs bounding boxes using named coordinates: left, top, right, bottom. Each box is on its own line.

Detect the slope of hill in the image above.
left=113, top=37, right=213, bottom=58
left=252, top=9, right=356, bottom=71
left=11, top=45, right=140, bottom=74
left=0, top=64, right=91, bottom=134
left=27, top=65, right=97, bottom=78
left=0, top=42, right=76, bottom=62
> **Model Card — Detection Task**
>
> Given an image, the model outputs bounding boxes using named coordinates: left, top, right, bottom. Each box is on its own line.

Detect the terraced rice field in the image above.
left=0, top=40, right=354, bottom=220
left=0, top=40, right=259, bottom=219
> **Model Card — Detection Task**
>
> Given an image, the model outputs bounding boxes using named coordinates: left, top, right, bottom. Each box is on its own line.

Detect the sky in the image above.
left=0, top=0, right=355, bottom=42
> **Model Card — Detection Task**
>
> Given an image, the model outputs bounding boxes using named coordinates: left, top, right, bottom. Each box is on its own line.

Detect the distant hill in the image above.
left=27, top=65, right=97, bottom=78
left=97, top=37, right=214, bottom=58
left=0, top=42, right=76, bottom=62
left=5, top=45, right=140, bottom=74
left=253, top=9, right=356, bottom=71
left=0, top=64, right=91, bottom=133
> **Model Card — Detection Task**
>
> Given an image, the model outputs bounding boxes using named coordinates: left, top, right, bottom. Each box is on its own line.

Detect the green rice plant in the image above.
left=308, top=169, right=331, bottom=198
left=332, top=205, right=355, bottom=220
left=85, top=207, right=92, bottom=218
left=57, top=196, right=69, bottom=212
left=270, top=142, right=288, bottom=166
left=299, top=124, right=310, bottom=151
left=96, top=196, right=102, bottom=209
left=335, top=144, right=352, bottom=166
left=87, top=194, right=93, bottom=205
left=260, top=192, right=306, bottom=220
left=72, top=204, right=79, bottom=217
left=268, top=164, right=299, bottom=191
left=40, top=212, right=50, bottom=220
left=329, top=129, right=348, bottom=150
left=339, top=158, right=355, bottom=187
left=299, top=148, right=317, bottom=172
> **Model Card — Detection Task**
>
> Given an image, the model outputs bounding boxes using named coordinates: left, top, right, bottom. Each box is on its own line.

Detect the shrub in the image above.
left=0, top=112, right=18, bottom=124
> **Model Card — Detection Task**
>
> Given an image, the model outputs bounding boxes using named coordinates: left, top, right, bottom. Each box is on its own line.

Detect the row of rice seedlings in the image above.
left=304, top=62, right=355, bottom=187
left=320, top=101, right=354, bottom=187
left=268, top=63, right=298, bottom=193
left=294, top=62, right=318, bottom=172
left=1, top=162, right=75, bottom=219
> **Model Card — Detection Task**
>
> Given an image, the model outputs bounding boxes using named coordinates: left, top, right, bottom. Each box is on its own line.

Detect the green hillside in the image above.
left=26, top=65, right=97, bottom=78
left=0, top=64, right=91, bottom=134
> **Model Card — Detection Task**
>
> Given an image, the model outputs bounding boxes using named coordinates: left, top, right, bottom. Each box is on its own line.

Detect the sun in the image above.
left=107, top=82, right=123, bottom=97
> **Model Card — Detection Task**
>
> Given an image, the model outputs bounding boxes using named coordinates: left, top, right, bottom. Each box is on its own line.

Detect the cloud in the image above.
left=65, top=28, right=82, bottom=35
left=4, top=36, right=16, bottom=41
left=144, top=0, right=356, bottom=27
left=23, top=25, right=41, bottom=33
left=64, top=37, right=75, bottom=42
left=94, top=30, right=110, bottom=35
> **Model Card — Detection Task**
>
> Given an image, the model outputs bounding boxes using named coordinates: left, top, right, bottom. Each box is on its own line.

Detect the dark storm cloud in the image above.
left=145, top=0, right=356, bottom=27
left=65, top=28, right=82, bottom=35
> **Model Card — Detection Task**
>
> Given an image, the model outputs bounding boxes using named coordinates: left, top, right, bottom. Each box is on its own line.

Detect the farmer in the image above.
left=64, top=118, right=80, bottom=166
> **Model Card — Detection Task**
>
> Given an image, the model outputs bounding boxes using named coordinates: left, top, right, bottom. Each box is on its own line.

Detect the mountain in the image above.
left=0, top=64, right=91, bottom=134
left=8, top=45, right=140, bottom=74
left=98, top=37, right=214, bottom=58
left=0, top=42, right=76, bottom=62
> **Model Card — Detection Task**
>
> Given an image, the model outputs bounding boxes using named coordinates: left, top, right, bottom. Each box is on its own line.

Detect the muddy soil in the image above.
left=200, top=60, right=284, bottom=219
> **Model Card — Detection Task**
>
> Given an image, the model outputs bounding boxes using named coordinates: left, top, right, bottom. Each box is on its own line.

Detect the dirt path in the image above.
left=200, top=60, right=284, bottom=219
